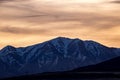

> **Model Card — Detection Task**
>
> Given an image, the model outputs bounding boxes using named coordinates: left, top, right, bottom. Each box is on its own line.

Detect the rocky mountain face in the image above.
left=0, top=37, right=120, bottom=78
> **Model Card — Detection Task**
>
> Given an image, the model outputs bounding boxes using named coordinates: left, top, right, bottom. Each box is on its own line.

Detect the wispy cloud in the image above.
left=0, top=26, right=48, bottom=34
left=0, top=0, right=27, bottom=2
left=110, top=0, right=120, bottom=4
left=0, top=0, right=120, bottom=48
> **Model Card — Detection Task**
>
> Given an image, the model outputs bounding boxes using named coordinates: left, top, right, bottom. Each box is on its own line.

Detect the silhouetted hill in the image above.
left=72, top=56, right=120, bottom=72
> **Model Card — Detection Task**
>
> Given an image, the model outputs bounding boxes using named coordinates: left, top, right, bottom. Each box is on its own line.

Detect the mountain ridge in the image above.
left=0, top=37, right=120, bottom=78
left=0, top=37, right=115, bottom=50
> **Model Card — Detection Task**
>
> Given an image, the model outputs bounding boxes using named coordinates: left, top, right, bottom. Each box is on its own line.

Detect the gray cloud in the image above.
left=0, top=26, right=47, bottom=34
left=0, top=0, right=18, bottom=4
left=0, top=0, right=14, bottom=2
left=0, top=0, right=26, bottom=2
left=110, top=0, right=120, bottom=4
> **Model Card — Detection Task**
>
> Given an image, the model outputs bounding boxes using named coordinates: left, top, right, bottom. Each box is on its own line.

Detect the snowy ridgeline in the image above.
left=0, top=37, right=120, bottom=78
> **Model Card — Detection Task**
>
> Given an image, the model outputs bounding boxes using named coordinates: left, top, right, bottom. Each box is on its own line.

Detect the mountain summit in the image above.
left=0, top=37, right=120, bottom=78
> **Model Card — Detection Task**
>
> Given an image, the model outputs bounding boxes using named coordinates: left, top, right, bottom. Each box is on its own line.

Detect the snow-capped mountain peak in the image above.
left=0, top=37, right=120, bottom=78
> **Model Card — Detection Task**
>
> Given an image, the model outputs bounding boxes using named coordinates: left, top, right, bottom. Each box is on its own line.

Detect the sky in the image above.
left=0, top=0, right=120, bottom=48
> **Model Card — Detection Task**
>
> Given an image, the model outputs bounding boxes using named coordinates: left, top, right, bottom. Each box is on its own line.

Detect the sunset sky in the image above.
left=0, top=0, right=120, bottom=48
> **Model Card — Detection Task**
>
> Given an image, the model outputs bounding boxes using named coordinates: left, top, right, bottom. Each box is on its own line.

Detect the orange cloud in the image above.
left=0, top=0, right=120, bottom=48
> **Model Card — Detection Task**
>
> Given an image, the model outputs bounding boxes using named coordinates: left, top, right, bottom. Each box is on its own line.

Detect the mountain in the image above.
left=0, top=37, right=120, bottom=78
left=72, top=56, right=120, bottom=72
left=3, top=56, right=120, bottom=80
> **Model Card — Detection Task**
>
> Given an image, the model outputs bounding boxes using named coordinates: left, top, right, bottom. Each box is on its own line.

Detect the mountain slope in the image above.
left=72, top=56, right=120, bottom=72
left=0, top=37, right=120, bottom=78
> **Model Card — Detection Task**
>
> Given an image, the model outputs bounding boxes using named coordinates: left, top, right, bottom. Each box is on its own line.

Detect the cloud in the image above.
left=0, top=0, right=27, bottom=2
left=0, top=26, right=48, bottom=34
left=0, top=0, right=120, bottom=48
left=0, top=0, right=13, bottom=2
left=110, top=0, right=120, bottom=4
left=0, top=0, right=20, bottom=4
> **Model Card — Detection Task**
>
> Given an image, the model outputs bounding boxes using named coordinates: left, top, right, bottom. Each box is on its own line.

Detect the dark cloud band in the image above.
left=110, top=0, right=120, bottom=4
left=0, top=26, right=47, bottom=34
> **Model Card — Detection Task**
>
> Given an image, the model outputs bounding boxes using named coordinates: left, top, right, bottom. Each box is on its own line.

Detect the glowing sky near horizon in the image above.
left=0, top=0, right=120, bottom=48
